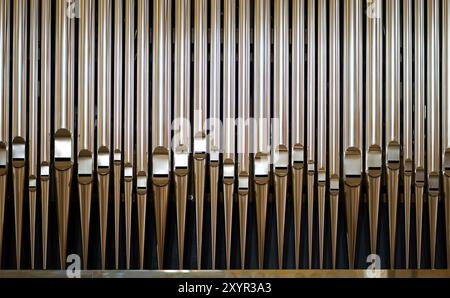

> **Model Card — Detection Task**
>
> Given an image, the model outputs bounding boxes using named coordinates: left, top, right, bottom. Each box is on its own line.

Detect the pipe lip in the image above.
left=54, top=129, right=73, bottom=161
left=344, top=147, right=362, bottom=178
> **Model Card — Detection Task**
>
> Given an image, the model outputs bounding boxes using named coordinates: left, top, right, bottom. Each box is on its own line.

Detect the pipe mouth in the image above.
left=40, top=162, right=50, bottom=179
left=97, top=146, right=110, bottom=171
left=0, top=141, right=7, bottom=170
left=330, top=174, right=340, bottom=193
left=428, top=172, right=440, bottom=194
left=444, top=149, right=450, bottom=175
left=137, top=171, right=148, bottom=194
left=344, top=147, right=362, bottom=178
left=209, top=147, right=220, bottom=162
left=12, top=136, right=26, bottom=167
left=367, top=145, right=382, bottom=176
left=174, top=145, right=189, bottom=170
left=292, top=144, right=304, bottom=169
left=194, top=133, right=207, bottom=155
left=29, top=175, right=37, bottom=191
left=113, top=149, right=122, bottom=164
left=274, top=145, right=289, bottom=170
left=254, top=152, right=269, bottom=177
left=55, top=129, right=72, bottom=162
left=78, top=150, right=93, bottom=178
left=152, top=146, right=170, bottom=178
left=387, top=142, right=400, bottom=170
left=404, top=159, right=413, bottom=175
left=124, top=163, right=133, bottom=181
left=223, top=159, right=235, bottom=183
left=307, top=160, right=315, bottom=174
left=318, top=169, right=326, bottom=184
left=238, top=172, right=249, bottom=191
left=415, top=167, right=425, bottom=185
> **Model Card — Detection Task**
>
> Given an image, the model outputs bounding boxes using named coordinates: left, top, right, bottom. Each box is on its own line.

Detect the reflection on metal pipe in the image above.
left=136, top=0, right=149, bottom=270
left=255, top=0, right=271, bottom=269
left=403, top=0, right=413, bottom=269
left=29, top=0, right=39, bottom=270
left=306, top=0, right=315, bottom=269
left=97, top=0, right=112, bottom=270
left=78, top=0, right=95, bottom=269
left=329, top=0, right=340, bottom=269
left=0, top=0, right=8, bottom=270
left=427, top=0, right=440, bottom=270
left=40, top=0, right=51, bottom=270
left=54, top=0, right=75, bottom=269
left=386, top=0, right=400, bottom=269
left=209, top=0, right=221, bottom=270
left=238, top=0, right=250, bottom=270
left=113, top=0, right=123, bottom=270
left=443, top=0, right=450, bottom=269
left=123, top=0, right=134, bottom=270
left=152, top=0, right=172, bottom=270
left=194, top=0, right=207, bottom=270
left=12, top=0, right=27, bottom=269
left=343, top=0, right=362, bottom=269
left=223, top=0, right=236, bottom=269
left=274, top=0, right=289, bottom=269
left=317, top=0, right=326, bottom=269
left=414, top=0, right=425, bottom=269
left=174, top=0, right=190, bottom=270
left=366, top=0, right=382, bottom=258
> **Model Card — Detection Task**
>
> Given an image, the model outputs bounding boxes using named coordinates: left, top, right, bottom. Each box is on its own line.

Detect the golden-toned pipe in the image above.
left=254, top=0, right=271, bottom=269
left=223, top=0, right=236, bottom=270
left=40, top=0, right=51, bottom=270
left=366, top=0, right=382, bottom=258
left=174, top=0, right=190, bottom=269
left=12, top=0, right=27, bottom=269
left=317, top=0, right=327, bottom=269
left=386, top=0, right=400, bottom=269
left=54, top=0, right=75, bottom=269
left=238, top=0, right=250, bottom=269
left=113, top=0, right=123, bottom=270
left=136, top=0, right=149, bottom=270
left=97, top=0, right=112, bottom=270
left=403, top=0, right=413, bottom=269
left=414, top=0, right=425, bottom=269
left=78, top=0, right=95, bottom=270
left=343, top=0, right=363, bottom=269
left=427, top=0, right=440, bottom=270
left=306, top=0, right=315, bottom=269
left=29, top=0, right=39, bottom=270
left=194, top=0, right=207, bottom=270
left=274, top=0, right=289, bottom=269
left=0, top=0, right=9, bottom=269
left=329, top=0, right=340, bottom=269
left=123, top=0, right=134, bottom=270
left=443, top=0, right=450, bottom=269
left=209, top=0, right=221, bottom=270
left=152, top=0, right=172, bottom=270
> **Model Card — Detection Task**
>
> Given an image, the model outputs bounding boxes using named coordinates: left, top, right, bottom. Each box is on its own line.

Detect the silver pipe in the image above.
left=329, top=0, right=340, bottom=269
left=238, top=0, right=250, bottom=269
left=273, top=0, right=289, bottom=269
left=12, top=0, right=27, bottom=269
left=0, top=0, right=10, bottom=269
left=223, top=0, right=236, bottom=162
left=317, top=0, right=327, bottom=269
left=414, top=0, right=425, bottom=269
left=254, top=0, right=271, bottom=269
left=123, top=0, right=134, bottom=270
left=427, top=0, right=440, bottom=269
left=209, top=0, right=221, bottom=270
left=403, top=0, right=413, bottom=269
left=174, top=0, right=190, bottom=270
left=113, top=0, right=123, bottom=270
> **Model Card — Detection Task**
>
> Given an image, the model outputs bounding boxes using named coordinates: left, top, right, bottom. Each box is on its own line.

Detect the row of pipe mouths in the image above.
left=0, top=0, right=449, bottom=270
